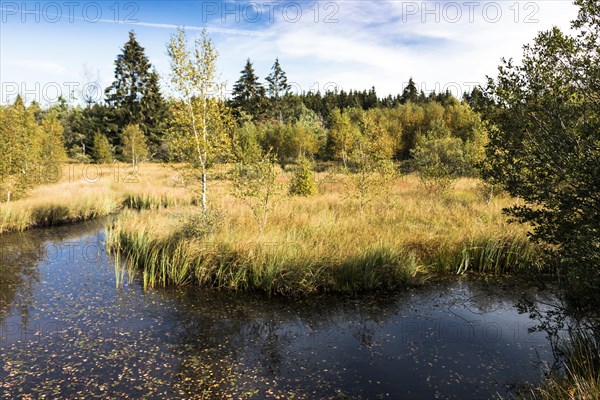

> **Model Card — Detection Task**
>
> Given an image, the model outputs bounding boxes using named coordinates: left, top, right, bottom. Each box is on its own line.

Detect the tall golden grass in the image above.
left=0, top=162, right=548, bottom=294
left=0, top=163, right=193, bottom=234
left=522, top=330, right=600, bottom=400
left=105, top=170, right=547, bottom=295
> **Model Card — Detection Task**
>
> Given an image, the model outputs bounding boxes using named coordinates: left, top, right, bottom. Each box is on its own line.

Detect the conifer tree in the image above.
left=231, top=59, right=266, bottom=120
left=400, top=78, right=419, bottom=104
left=265, top=58, right=291, bottom=123
left=105, top=31, right=168, bottom=158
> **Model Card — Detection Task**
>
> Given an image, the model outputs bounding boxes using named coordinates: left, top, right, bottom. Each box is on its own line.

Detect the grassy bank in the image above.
left=521, top=330, right=600, bottom=400
left=106, top=172, right=547, bottom=295
left=0, top=163, right=193, bottom=234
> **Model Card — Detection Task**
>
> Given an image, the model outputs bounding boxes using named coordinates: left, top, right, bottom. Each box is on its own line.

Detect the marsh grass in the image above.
left=0, top=163, right=192, bottom=234
left=106, top=174, right=548, bottom=295
left=524, top=330, right=600, bottom=400
left=0, top=163, right=548, bottom=294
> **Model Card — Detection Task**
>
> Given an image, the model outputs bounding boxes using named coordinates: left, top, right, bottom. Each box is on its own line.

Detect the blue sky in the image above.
left=0, top=0, right=579, bottom=106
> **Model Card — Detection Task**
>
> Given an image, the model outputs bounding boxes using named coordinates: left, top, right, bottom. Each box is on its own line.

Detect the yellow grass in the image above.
left=105, top=168, right=546, bottom=295
left=0, top=163, right=193, bottom=234
left=1, top=162, right=546, bottom=294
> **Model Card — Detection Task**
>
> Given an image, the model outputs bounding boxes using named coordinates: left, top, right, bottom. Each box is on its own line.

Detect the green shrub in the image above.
left=411, top=137, right=468, bottom=193
left=289, top=156, right=317, bottom=196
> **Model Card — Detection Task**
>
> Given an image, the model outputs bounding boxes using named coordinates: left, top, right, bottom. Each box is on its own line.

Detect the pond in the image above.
left=0, top=220, right=560, bottom=399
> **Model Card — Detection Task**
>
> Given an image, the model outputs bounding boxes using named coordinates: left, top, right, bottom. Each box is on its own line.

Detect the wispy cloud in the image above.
left=0, top=0, right=581, bottom=104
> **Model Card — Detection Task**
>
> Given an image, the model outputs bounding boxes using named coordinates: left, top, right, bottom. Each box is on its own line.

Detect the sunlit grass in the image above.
left=522, top=330, right=600, bottom=400
left=0, top=163, right=548, bottom=294
left=0, top=163, right=193, bottom=234
left=106, top=172, right=548, bottom=295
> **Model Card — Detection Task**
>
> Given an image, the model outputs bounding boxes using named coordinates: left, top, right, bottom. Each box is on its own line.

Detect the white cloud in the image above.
left=0, top=0, right=581, bottom=105
left=208, top=0, right=579, bottom=96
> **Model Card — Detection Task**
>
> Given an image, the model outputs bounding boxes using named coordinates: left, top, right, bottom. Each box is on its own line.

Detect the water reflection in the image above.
left=0, top=223, right=567, bottom=398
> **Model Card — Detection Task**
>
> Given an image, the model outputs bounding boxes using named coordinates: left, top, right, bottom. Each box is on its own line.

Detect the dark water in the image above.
left=0, top=221, right=559, bottom=399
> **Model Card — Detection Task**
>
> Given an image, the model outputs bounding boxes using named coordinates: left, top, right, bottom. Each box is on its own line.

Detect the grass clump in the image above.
left=522, top=330, right=600, bottom=400
left=107, top=214, right=425, bottom=295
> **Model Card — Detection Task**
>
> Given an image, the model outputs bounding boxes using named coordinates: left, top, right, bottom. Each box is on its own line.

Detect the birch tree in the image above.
left=167, top=27, right=230, bottom=214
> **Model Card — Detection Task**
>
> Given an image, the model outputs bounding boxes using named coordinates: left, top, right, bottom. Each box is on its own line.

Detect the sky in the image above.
left=0, top=0, right=580, bottom=106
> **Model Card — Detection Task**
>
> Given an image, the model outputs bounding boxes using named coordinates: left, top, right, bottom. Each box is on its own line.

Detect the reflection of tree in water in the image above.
left=0, top=220, right=107, bottom=333
left=0, top=233, right=43, bottom=328
left=163, top=279, right=568, bottom=398
left=515, top=283, right=600, bottom=385
left=162, top=290, right=404, bottom=398
left=445, top=276, right=556, bottom=315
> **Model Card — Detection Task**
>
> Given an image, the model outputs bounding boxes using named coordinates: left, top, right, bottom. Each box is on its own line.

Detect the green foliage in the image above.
left=263, top=113, right=324, bottom=166
left=231, top=58, right=267, bottom=121
left=232, top=150, right=281, bottom=233
left=400, top=77, right=420, bottom=104
left=483, top=0, right=600, bottom=276
left=167, top=27, right=232, bottom=213
left=105, top=30, right=169, bottom=159
left=233, top=121, right=264, bottom=163
left=265, top=58, right=291, bottom=123
left=289, top=156, right=317, bottom=196
left=345, top=119, right=397, bottom=209
left=38, top=114, right=67, bottom=166
left=0, top=98, right=66, bottom=202
left=179, top=209, right=223, bottom=239
left=395, top=102, right=425, bottom=159
left=328, top=108, right=360, bottom=167
left=411, top=137, right=467, bottom=193
left=93, top=133, right=113, bottom=163
left=122, top=124, right=148, bottom=165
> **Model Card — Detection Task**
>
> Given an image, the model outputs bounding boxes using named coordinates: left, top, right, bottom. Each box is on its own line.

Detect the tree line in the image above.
left=1, top=29, right=487, bottom=201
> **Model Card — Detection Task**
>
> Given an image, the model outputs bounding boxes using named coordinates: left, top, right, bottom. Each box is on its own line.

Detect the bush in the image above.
left=93, top=133, right=113, bottom=163
left=411, top=137, right=468, bottom=193
left=289, top=156, right=317, bottom=196
left=179, top=209, right=223, bottom=239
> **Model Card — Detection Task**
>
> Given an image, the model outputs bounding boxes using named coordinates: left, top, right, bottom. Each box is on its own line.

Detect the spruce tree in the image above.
left=141, top=69, right=170, bottom=158
left=400, top=78, right=419, bottom=104
left=105, top=31, right=167, bottom=159
left=231, top=58, right=266, bottom=121
left=265, top=58, right=291, bottom=123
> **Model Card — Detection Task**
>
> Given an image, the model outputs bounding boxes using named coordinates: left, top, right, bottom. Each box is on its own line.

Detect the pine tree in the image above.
left=105, top=31, right=168, bottom=159
left=231, top=58, right=266, bottom=121
left=400, top=78, right=419, bottom=104
left=265, top=58, right=291, bottom=123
